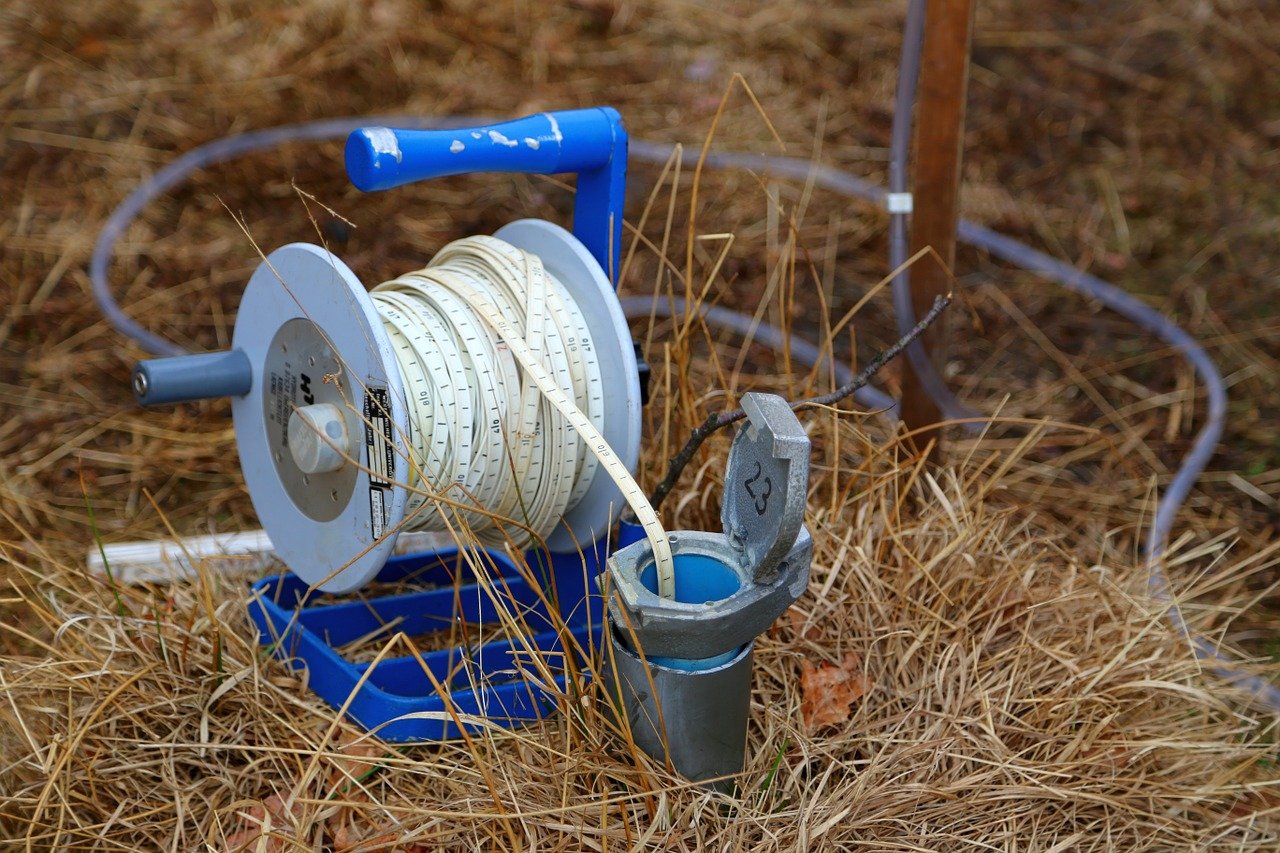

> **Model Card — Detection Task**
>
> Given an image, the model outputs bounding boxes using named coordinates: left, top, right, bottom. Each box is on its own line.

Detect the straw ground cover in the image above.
left=4, top=0, right=1280, bottom=848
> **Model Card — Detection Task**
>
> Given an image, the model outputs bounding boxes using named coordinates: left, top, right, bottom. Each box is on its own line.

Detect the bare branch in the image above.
left=647, top=294, right=952, bottom=511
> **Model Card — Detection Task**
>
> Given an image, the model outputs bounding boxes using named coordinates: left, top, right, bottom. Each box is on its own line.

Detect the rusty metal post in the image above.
left=900, top=0, right=976, bottom=458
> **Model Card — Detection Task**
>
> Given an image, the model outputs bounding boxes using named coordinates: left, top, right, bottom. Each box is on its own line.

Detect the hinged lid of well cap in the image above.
left=721, top=392, right=810, bottom=584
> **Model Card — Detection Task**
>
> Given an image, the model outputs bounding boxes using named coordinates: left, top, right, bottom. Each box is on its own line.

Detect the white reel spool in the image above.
left=230, top=219, right=642, bottom=592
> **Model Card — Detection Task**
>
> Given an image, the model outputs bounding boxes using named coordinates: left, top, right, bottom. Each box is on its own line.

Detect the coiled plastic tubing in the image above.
left=90, top=109, right=1280, bottom=711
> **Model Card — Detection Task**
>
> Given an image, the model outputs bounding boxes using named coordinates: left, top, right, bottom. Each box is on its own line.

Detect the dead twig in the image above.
left=648, top=294, right=952, bottom=511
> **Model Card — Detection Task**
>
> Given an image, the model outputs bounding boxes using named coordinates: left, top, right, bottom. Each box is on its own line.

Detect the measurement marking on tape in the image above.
left=368, top=236, right=675, bottom=596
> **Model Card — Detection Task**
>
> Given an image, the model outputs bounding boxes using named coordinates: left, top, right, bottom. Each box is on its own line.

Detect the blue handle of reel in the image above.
left=345, top=107, right=628, bottom=283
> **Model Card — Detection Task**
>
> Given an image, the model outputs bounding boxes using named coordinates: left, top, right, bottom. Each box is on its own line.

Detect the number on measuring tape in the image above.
left=364, top=235, right=674, bottom=595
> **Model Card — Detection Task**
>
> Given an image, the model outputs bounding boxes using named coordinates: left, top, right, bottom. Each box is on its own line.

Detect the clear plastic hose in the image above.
left=89, top=108, right=1278, bottom=709
left=616, top=295, right=899, bottom=417
left=958, top=223, right=1279, bottom=706
left=90, top=115, right=492, bottom=358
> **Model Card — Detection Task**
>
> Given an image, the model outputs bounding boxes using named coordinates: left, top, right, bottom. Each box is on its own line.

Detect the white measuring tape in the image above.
left=370, top=235, right=676, bottom=598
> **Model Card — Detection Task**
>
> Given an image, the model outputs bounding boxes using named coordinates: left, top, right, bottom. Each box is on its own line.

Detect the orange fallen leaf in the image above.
left=786, top=606, right=822, bottom=641
left=800, top=652, right=872, bottom=732
left=225, top=794, right=302, bottom=851
left=225, top=827, right=290, bottom=853
left=1228, top=788, right=1280, bottom=818
left=74, top=36, right=108, bottom=61
left=327, top=730, right=385, bottom=788
left=332, top=822, right=401, bottom=851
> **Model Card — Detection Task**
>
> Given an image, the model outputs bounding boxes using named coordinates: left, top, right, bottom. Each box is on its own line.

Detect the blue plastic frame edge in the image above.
left=248, top=546, right=606, bottom=743
left=345, top=107, right=628, bottom=282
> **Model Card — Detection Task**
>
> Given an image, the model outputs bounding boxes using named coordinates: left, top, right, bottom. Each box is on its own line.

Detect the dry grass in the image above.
left=4, top=0, right=1280, bottom=848
left=4, top=406, right=1280, bottom=849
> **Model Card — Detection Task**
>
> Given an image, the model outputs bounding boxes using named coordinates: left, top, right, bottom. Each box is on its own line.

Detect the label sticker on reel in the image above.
left=363, top=387, right=395, bottom=539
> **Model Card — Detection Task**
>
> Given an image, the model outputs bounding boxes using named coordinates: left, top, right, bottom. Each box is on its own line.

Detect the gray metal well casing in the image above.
left=602, top=392, right=813, bottom=791
left=605, top=625, right=753, bottom=793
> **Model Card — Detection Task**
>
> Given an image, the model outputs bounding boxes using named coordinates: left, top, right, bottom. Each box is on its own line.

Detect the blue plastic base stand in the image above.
left=247, top=542, right=609, bottom=742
